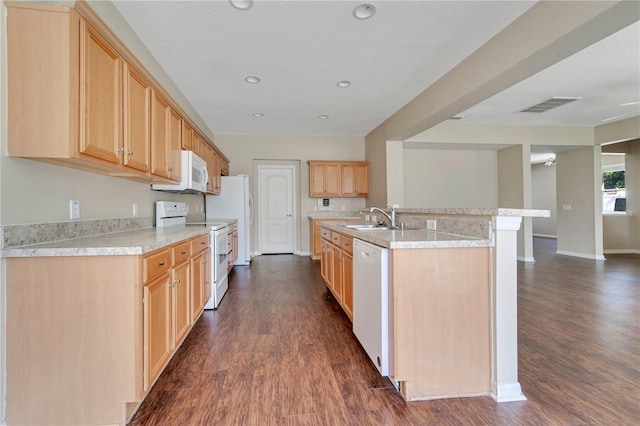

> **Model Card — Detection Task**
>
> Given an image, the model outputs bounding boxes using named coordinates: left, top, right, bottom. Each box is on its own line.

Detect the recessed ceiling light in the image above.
left=245, top=76, right=261, bottom=84
left=353, top=3, right=376, bottom=20
left=318, top=115, right=330, bottom=119
left=337, top=81, right=351, bottom=88
left=252, top=112, right=264, bottom=117
left=229, top=0, right=253, bottom=11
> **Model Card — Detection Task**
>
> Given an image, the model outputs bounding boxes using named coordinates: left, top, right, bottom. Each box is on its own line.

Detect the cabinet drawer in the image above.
left=191, top=234, right=210, bottom=254
left=143, top=248, right=171, bottom=282
left=321, top=228, right=331, bottom=241
left=172, top=241, right=191, bottom=266
left=331, top=231, right=342, bottom=245
left=341, top=235, right=353, bottom=254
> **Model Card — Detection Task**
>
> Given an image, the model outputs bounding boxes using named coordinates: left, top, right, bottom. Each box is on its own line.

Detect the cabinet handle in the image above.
left=156, top=261, right=165, bottom=267
left=203, top=259, right=208, bottom=264
left=168, top=167, right=173, bottom=172
left=127, top=150, right=134, bottom=156
left=201, top=241, right=206, bottom=245
left=117, top=147, right=124, bottom=152
left=181, top=250, right=187, bottom=255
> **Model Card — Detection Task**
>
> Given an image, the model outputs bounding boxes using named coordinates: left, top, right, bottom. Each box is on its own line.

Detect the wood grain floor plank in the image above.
left=129, top=239, right=640, bottom=425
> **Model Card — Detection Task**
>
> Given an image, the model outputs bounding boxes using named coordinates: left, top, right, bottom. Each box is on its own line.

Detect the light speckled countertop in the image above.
left=320, top=222, right=492, bottom=249
left=1, top=220, right=239, bottom=258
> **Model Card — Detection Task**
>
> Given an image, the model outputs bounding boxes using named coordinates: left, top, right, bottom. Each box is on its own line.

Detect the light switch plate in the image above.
left=562, top=204, right=572, bottom=211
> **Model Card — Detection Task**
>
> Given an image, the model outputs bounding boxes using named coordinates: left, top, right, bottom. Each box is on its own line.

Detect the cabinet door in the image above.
left=309, top=163, right=326, bottom=197
left=190, top=251, right=204, bottom=322
left=123, top=63, right=150, bottom=172
left=312, top=222, right=322, bottom=259
left=342, top=251, right=353, bottom=320
left=172, top=261, right=191, bottom=347
left=325, top=164, right=341, bottom=196
left=168, top=107, right=182, bottom=182
left=144, top=273, right=172, bottom=391
left=181, top=120, right=193, bottom=152
left=321, top=239, right=330, bottom=283
left=79, top=21, right=121, bottom=164
left=203, top=248, right=212, bottom=305
left=341, top=164, right=356, bottom=196
left=355, top=163, right=370, bottom=196
left=151, top=91, right=170, bottom=179
left=331, top=244, right=342, bottom=301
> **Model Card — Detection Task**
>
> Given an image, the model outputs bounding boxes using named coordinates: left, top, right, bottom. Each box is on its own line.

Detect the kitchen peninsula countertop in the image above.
left=320, top=222, right=492, bottom=249
left=1, top=225, right=214, bottom=258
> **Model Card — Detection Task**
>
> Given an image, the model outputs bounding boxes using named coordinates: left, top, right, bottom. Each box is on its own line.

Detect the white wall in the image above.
left=531, top=163, right=557, bottom=237
left=214, top=134, right=366, bottom=255
left=556, top=146, right=604, bottom=259
left=402, top=147, right=498, bottom=208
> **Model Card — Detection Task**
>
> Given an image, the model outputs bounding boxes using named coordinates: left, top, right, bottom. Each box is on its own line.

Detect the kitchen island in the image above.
left=320, top=207, right=549, bottom=403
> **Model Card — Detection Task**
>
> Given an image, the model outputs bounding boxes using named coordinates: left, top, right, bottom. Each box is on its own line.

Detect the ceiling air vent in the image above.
left=520, top=97, right=582, bottom=113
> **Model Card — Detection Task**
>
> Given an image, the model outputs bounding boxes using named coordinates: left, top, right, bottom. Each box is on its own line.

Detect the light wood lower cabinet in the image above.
left=191, top=234, right=211, bottom=321
left=320, top=227, right=354, bottom=320
left=6, top=233, right=210, bottom=426
left=143, top=269, right=172, bottom=391
left=310, top=218, right=359, bottom=260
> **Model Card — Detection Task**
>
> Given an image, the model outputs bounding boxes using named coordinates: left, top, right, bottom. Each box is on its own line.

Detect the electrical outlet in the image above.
left=132, top=203, right=139, bottom=216
left=69, top=200, right=80, bottom=220
left=427, top=219, right=437, bottom=231
left=371, top=214, right=377, bottom=223
left=562, top=204, right=572, bottom=211
left=365, top=214, right=370, bottom=221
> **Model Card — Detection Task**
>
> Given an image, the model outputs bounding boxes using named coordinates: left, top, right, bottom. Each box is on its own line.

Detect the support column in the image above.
left=491, top=215, right=526, bottom=402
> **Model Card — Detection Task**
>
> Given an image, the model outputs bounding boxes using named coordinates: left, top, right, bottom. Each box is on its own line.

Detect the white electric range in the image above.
left=156, top=201, right=229, bottom=309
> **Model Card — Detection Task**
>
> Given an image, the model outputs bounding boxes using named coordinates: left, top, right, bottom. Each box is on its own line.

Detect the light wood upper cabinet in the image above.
left=168, top=107, right=182, bottom=181
left=123, top=63, right=151, bottom=172
left=79, top=20, right=122, bottom=164
left=181, top=120, right=194, bottom=152
left=6, top=3, right=227, bottom=185
left=151, top=91, right=170, bottom=179
left=308, top=161, right=369, bottom=197
left=310, top=162, right=341, bottom=197
left=342, top=163, right=370, bottom=197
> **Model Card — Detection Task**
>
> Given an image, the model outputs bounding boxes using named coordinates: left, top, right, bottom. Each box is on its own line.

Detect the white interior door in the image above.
left=259, top=166, right=295, bottom=254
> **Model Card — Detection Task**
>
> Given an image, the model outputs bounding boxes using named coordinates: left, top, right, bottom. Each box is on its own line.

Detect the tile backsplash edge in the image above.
left=1, top=217, right=154, bottom=249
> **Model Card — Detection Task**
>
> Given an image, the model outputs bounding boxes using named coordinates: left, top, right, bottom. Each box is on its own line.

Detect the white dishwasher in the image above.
left=353, top=239, right=391, bottom=376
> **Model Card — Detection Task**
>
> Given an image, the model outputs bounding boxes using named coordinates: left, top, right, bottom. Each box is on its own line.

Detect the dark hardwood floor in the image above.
left=129, top=238, right=640, bottom=425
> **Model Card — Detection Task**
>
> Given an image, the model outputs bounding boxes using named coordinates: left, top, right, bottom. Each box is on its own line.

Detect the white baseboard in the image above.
left=532, top=233, right=557, bottom=239
left=556, top=250, right=606, bottom=260
left=296, top=251, right=311, bottom=256
left=603, top=249, right=640, bottom=254
left=490, top=382, right=527, bottom=403
left=517, top=256, right=535, bottom=263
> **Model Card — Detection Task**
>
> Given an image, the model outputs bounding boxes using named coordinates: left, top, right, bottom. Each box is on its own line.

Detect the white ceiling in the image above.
left=111, top=1, right=639, bottom=138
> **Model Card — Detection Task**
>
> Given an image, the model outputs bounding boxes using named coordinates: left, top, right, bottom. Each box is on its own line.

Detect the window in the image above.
left=602, top=154, right=625, bottom=214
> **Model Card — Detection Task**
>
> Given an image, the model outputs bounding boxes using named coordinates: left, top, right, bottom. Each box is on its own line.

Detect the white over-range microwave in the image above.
left=152, top=151, right=209, bottom=194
